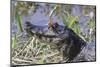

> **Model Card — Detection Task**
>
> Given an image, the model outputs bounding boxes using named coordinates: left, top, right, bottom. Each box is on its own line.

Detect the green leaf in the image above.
left=74, top=23, right=81, bottom=34
left=62, top=16, right=67, bottom=25
left=76, top=25, right=81, bottom=34
left=67, top=16, right=79, bottom=28
left=89, top=20, right=93, bottom=28
left=37, top=59, right=45, bottom=64
left=12, top=34, right=17, bottom=48
left=15, top=10, right=23, bottom=32
left=79, top=34, right=86, bottom=42
left=49, top=5, right=58, bottom=19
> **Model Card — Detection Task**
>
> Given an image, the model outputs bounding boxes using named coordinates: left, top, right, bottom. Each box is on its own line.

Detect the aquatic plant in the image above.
left=15, top=10, right=23, bottom=33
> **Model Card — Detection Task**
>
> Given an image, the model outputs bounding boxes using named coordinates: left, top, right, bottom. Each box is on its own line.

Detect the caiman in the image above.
left=24, top=21, right=86, bottom=62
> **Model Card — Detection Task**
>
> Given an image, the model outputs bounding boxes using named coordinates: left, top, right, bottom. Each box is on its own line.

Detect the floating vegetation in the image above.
left=12, top=36, right=63, bottom=65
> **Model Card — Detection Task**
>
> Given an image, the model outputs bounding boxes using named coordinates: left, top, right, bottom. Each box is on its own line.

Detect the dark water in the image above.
left=12, top=3, right=96, bottom=62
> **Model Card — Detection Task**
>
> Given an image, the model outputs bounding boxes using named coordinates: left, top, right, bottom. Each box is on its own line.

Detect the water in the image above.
left=12, top=3, right=96, bottom=62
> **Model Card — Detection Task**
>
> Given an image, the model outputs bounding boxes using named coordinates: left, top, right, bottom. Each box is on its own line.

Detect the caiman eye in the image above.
left=54, top=22, right=59, bottom=28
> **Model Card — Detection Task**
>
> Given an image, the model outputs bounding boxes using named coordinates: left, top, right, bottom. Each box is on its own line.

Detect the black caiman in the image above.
left=24, top=21, right=86, bottom=62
